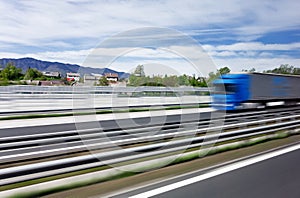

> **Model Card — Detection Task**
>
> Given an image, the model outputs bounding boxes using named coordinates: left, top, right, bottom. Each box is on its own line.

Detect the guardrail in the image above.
left=0, top=85, right=210, bottom=95
left=1, top=114, right=299, bottom=163
left=0, top=107, right=299, bottom=188
left=0, top=85, right=211, bottom=115
left=0, top=102, right=209, bottom=117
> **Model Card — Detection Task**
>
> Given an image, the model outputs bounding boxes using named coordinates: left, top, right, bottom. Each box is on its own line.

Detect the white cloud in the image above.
left=259, top=52, right=273, bottom=57
left=0, top=45, right=216, bottom=76
left=1, top=45, right=299, bottom=77
left=203, top=42, right=300, bottom=52
left=201, top=41, right=300, bottom=72
left=212, top=42, right=300, bottom=51
left=208, top=51, right=238, bottom=57
left=0, top=0, right=299, bottom=49
left=214, top=57, right=300, bottom=72
left=0, top=0, right=299, bottom=76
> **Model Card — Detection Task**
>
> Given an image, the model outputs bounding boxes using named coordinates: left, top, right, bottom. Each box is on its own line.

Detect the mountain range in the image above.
left=0, top=58, right=130, bottom=79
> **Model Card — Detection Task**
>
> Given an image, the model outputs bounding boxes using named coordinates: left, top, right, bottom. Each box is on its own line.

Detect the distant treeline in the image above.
left=263, top=64, right=300, bottom=75
left=1, top=62, right=299, bottom=87
left=0, top=62, right=63, bottom=86
left=128, top=65, right=233, bottom=87
left=128, top=65, right=211, bottom=87
left=128, top=74, right=208, bottom=87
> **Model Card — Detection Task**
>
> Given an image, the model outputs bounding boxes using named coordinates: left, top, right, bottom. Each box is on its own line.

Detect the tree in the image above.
left=152, top=76, right=163, bottom=86
left=178, top=74, right=189, bottom=86
left=0, top=62, right=23, bottom=80
left=218, top=66, right=231, bottom=75
left=98, top=76, right=109, bottom=86
left=162, top=75, right=178, bottom=87
left=24, top=68, right=43, bottom=80
left=128, top=74, right=142, bottom=86
left=187, top=75, right=206, bottom=87
left=242, top=68, right=256, bottom=72
left=128, top=65, right=147, bottom=86
left=264, top=64, right=299, bottom=75
left=206, top=66, right=231, bottom=84
left=128, top=66, right=209, bottom=87
left=249, top=68, right=256, bottom=72
left=133, top=65, right=145, bottom=77
left=293, top=67, right=300, bottom=75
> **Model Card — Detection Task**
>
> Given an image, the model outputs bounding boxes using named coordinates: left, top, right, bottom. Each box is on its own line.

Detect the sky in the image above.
left=0, top=0, right=299, bottom=76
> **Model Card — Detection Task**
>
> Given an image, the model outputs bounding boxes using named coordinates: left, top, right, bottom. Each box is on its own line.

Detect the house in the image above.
left=104, top=73, right=118, bottom=82
left=84, top=73, right=103, bottom=85
left=42, top=71, right=61, bottom=78
left=67, top=72, right=80, bottom=82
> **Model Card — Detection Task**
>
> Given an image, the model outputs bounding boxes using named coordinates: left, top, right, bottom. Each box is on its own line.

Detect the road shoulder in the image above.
left=44, top=134, right=300, bottom=198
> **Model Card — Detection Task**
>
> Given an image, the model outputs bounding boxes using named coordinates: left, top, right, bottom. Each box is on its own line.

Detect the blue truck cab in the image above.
left=212, top=74, right=250, bottom=110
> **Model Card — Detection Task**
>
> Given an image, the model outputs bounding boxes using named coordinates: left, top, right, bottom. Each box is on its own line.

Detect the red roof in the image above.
left=104, top=73, right=118, bottom=78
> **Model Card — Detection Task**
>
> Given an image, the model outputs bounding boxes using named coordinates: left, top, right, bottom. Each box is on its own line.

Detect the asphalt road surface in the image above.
left=0, top=112, right=212, bottom=138
left=113, top=145, right=300, bottom=198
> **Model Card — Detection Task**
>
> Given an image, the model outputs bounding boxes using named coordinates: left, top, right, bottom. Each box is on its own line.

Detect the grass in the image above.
left=8, top=172, right=136, bottom=198
left=5, top=130, right=299, bottom=198
left=169, top=133, right=284, bottom=165
left=0, top=104, right=209, bottom=121
left=0, top=165, right=111, bottom=192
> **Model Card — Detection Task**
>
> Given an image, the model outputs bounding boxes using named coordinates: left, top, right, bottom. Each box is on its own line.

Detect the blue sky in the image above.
left=0, top=0, right=299, bottom=76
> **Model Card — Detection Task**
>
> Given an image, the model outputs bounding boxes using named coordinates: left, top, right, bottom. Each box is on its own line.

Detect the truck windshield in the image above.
left=214, top=83, right=236, bottom=94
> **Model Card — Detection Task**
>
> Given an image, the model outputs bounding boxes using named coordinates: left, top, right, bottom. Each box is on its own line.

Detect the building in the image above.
left=84, top=73, right=103, bottom=85
left=67, top=72, right=80, bottom=82
left=104, top=73, right=118, bottom=82
left=42, top=71, right=61, bottom=78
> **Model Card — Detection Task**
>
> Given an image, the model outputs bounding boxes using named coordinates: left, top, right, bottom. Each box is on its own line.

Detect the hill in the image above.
left=0, top=57, right=129, bottom=79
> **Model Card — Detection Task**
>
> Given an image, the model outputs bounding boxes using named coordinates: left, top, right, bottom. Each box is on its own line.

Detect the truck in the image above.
left=211, top=72, right=300, bottom=110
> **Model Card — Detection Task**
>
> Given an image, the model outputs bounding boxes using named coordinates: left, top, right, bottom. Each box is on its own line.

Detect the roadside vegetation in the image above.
left=128, top=64, right=300, bottom=88
left=0, top=62, right=299, bottom=87
left=263, top=64, right=300, bottom=75
left=0, top=62, right=61, bottom=86
left=128, top=65, right=231, bottom=87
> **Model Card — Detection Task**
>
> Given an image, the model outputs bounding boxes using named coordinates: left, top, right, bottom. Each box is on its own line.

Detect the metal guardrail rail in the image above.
left=0, top=102, right=209, bottom=117
left=0, top=85, right=210, bottom=95
left=0, top=107, right=298, bottom=156
left=1, top=113, right=299, bottom=162
left=0, top=85, right=210, bottom=116
left=2, top=120, right=300, bottom=187
left=0, top=107, right=299, bottom=187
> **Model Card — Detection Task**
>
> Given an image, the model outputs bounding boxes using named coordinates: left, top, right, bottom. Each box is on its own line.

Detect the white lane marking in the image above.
left=129, top=143, right=300, bottom=198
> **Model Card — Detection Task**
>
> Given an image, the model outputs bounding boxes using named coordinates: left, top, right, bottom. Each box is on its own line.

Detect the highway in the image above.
left=0, top=104, right=299, bottom=197
left=1, top=105, right=298, bottom=137
left=0, top=106, right=299, bottom=186
left=0, top=110, right=212, bottom=137
left=113, top=144, right=300, bottom=198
